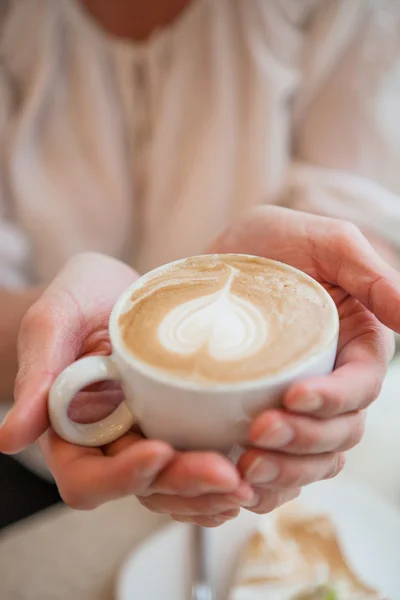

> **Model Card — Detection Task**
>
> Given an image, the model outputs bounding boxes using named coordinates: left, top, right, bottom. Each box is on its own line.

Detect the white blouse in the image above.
left=1, top=0, right=400, bottom=476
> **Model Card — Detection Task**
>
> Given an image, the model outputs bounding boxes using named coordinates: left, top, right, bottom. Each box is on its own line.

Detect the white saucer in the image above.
left=117, top=477, right=400, bottom=600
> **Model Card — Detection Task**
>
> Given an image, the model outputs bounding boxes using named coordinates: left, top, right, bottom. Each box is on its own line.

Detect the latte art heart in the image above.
left=119, top=255, right=338, bottom=384
left=158, top=270, right=268, bottom=361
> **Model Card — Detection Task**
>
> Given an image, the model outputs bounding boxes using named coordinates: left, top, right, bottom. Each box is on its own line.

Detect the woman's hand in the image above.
left=210, top=206, right=400, bottom=510
left=0, top=253, right=266, bottom=527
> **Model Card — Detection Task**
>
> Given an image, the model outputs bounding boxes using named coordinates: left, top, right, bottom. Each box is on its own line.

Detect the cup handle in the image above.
left=48, top=355, right=136, bottom=447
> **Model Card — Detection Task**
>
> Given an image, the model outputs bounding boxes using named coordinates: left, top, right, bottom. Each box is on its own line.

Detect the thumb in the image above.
left=0, top=252, right=138, bottom=454
left=0, top=289, right=81, bottom=453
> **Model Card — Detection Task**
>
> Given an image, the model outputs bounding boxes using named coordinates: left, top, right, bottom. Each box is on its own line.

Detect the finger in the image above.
left=249, top=409, right=366, bottom=454
left=238, top=449, right=345, bottom=490
left=40, top=430, right=175, bottom=509
left=102, top=431, right=146, bottom=456
left=284, top=313, right=391, bottom=418
left=148, top=452, right=241, bottom=497
left=138, top=484, right=258, bottom=516
left=0, top=254, right=137, bottom=453
left=317, top=222, right=400, bottom=332
left=171, top=509, right=241, bottom=527
left=245, top=488, right=301, bottom=515
left=68, top=388, right=124, bottom=424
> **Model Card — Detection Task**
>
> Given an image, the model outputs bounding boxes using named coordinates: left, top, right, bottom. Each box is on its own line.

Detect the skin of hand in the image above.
left=0, top=207, right=399, bottom=526
left=0, top=287, right=45, bottom=401
left=209, top=206, right=398, bottom=511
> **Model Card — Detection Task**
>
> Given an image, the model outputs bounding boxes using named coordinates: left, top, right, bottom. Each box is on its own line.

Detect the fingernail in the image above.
left=211, top=516, right=226, bottom=524
left=230, top=482, right=254, bottom=502
left=245, top=458, right=279, bottom=484
left=255, top=421, right=294, bottom=449
left=138, top=456, right=169, bottom=478
left=241, top=492, right=261, bottom=508
left=228, top=483, right=260, bottom=507
left=289, top=393, right=323, bottom=413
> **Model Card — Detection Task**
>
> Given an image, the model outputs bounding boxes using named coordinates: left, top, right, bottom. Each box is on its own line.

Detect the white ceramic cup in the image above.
left=48, top=255, right=339, bottom=451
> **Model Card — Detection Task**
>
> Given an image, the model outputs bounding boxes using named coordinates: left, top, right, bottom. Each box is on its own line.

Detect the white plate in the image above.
left=117, top=477, right=400, bottom=600
left=345, top=356, right=400, bottom=506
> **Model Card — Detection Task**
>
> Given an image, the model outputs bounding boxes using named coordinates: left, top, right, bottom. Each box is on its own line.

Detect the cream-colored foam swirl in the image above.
left=120, top=255, right=338, bottom=384
left=157, top=267, right=268, bottom=361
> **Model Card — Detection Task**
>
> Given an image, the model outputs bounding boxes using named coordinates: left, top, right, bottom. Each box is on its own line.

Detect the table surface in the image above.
left=0, top=498, right=168, bottom=600
left=1, top=359, right=400, bottom=600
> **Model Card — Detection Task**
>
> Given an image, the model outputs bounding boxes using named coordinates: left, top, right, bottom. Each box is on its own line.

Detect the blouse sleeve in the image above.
left=0, top=4, right=31, bottom=288
left=282, top=0, right=400, bottom=251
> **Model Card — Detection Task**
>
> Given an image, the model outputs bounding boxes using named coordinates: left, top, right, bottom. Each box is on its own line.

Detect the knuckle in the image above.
left=351, top=375, right=382, bottom=412
left=297, top=429, right=322, bottom=454
left=335, top=389, right=351, bottom=413
left=365, top=377, right=383, bottom=408
left=19, top=305, right=37, bottom=333
left=20, top=303, right=53, bottom=337
left=325, top=453, right=346, bottom=480
left=278, top=461, right=304, bottom=488
left=342, top=413, right=366, bottom=450
left=367, top=325, right=396, bottom=366
left=334, top=220, right=362, bottom=245
left=323, top=393, right=347, bottom=417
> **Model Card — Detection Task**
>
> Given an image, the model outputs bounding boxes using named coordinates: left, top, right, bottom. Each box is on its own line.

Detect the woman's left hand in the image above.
left=210, top=206, right=399, bottom=513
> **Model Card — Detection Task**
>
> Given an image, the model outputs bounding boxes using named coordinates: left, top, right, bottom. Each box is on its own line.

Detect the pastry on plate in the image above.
left=229, top=504, right=386, bottom=600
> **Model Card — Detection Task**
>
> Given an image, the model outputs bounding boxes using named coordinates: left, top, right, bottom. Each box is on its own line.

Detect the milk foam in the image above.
left=119, top=255, right=338, bottom=384
left=157, top=267, right=268, bottom=361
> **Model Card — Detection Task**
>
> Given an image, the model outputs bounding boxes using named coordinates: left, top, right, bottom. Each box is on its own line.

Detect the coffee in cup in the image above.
left=119, top=255, right=336, bottom=385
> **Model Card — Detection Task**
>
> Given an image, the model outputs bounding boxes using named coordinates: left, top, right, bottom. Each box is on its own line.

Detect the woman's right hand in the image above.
left=0, top=253, right=270, bottom=527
